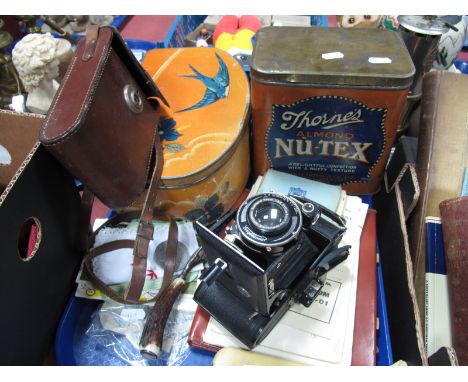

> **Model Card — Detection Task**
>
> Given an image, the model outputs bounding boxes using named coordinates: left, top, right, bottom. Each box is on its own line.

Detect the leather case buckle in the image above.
left=137, top=221, right=154, bottom=241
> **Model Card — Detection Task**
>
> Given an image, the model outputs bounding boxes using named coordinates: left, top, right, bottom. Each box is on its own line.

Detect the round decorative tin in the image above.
left=140, top=47, right=250, bottom=223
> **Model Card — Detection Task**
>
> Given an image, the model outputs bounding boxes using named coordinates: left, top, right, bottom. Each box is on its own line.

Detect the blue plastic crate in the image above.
left=455, top=59, right=468, bottom=74
left=54, top=291, right=215, bottom=365
left=56, top=197, right=389, bottom=366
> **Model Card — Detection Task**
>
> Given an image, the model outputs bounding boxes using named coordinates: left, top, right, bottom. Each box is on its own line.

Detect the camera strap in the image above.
left=80, top=138, right=178, bottom=305
left=81, top=206, right=179, bottom=305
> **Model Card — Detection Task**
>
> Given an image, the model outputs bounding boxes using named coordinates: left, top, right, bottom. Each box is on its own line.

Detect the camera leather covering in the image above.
left=194, top=277, right=291, bottom=348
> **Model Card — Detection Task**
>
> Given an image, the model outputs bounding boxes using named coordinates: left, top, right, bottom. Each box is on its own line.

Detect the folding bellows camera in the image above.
left=193, top=192, right=350, bottom=348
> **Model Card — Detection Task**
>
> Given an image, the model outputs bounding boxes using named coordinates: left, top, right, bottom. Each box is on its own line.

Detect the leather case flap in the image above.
left=40, top=26, right=165, bottom=144
left=39, top=26, right=166, bottom=209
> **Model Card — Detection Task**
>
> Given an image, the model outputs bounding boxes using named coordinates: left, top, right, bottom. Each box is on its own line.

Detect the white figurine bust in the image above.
left=12, top=33, right=60, bottom=114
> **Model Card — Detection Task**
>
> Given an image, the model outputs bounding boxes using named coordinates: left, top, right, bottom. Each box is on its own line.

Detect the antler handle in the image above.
left=139, top=278, right=186, bottom=360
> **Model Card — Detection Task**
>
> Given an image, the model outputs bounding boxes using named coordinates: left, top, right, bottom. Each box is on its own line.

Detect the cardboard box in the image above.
left=0, top=111, right=82, bottom=365
left=0, top=110, right=42, bottom=188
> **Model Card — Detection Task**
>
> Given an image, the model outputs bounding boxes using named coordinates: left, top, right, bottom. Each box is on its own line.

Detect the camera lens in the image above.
left=248, top=198, right=290, bottom=236
left=253, top=201, right=286, bottom=228
left=236, top=193, right=302, bottom=249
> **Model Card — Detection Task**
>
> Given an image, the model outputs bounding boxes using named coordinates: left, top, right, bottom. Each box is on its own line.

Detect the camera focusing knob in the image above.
left=301, top=202, right=321, bottom=225
left=302, top=203, right=315, bottom=214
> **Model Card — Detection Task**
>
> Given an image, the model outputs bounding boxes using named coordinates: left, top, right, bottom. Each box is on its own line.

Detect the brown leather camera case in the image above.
left=40, top=26, right=165, bottom=210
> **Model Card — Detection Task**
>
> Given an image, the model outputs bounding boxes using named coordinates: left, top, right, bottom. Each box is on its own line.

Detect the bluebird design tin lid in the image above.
left=142, top=48, right=250, bottom=185
left=250, top=27, right=415, bottom=88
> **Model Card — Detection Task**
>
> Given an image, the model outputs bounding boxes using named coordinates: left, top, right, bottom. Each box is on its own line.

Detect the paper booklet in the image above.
left=202, top=193, right=368, bottom=365
left=251, top=169, right=347, bottom=215
left=75, top=218, right=203, bottom=301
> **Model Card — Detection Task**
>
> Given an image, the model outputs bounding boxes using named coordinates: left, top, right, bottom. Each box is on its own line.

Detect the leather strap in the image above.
left=82, top=25, right=99, bottom=61
left=80, top=186, right=95, bottom=252
left=81, top=96, right=179, bottom=304
left=84, top=240, right=136, bottom=304
left=83, top=217, right=179, bottom=305
left=125, top=138, right=164, bottom=302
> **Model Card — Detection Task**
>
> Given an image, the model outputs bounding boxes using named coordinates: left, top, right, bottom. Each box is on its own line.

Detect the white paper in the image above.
left=426, top=273, right=453, bottom=356
left=121, top=308, right=146, bottom=321
left=75, top=219, right=203, bottom=301
left=0, top=144, right=12, bottom=166
left=91, top=220, right=202, bottom=284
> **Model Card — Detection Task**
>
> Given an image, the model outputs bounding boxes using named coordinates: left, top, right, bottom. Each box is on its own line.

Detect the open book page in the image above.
left=203, top=195, right=368, bottom=365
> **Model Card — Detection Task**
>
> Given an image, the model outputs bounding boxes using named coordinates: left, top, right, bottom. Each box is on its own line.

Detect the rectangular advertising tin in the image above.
left=251, top=27, right=415, bottom=194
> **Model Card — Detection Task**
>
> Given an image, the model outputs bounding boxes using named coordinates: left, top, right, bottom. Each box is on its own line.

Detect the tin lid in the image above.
left=398, top=15, right=458, bottom=36
left=142, top=47, right=250, bottom=185
left=251, top=27, right=415, bottom=88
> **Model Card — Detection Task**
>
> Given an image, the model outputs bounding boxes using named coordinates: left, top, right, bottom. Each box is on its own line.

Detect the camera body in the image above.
left=193, top=192, right=349, bottom=348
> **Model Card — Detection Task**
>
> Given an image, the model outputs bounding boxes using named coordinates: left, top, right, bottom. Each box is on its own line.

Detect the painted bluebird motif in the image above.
left=159, top=116, right=181, bottom=141
left=177, top=53, right=230, bottom=113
